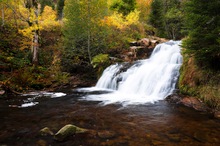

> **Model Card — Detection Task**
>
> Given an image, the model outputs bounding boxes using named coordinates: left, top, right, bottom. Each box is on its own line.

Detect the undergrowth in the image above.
left=179, top=53, right=220, bottom=110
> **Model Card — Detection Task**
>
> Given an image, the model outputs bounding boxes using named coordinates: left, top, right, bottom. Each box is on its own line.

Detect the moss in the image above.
left=179, top=53, right=220, bottom=110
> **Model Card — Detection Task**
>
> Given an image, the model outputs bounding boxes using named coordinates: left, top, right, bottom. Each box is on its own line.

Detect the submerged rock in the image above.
left=214, top=111, right=220, bottom=119
left=40, top=127, right=54, bottom=136
left=166, top=133, right=181, bottom=142
left=98, top=130, right=116, bottom=139
left=54, top=124, right=88, bottom=141
left=36, top=139, right=47, bottom=146
left=193, top=131, right=208, bottom=143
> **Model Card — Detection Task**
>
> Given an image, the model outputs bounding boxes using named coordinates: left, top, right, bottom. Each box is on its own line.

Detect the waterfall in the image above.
left=81, top=41, right=183, bottom=106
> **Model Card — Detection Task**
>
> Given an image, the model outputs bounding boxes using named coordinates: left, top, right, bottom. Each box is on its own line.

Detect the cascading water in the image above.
left=81, top=41, right=183, bottom=106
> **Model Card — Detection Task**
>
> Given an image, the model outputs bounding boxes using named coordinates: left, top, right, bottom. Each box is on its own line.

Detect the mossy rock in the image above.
left=40, top=127, right=54, bottom=136
left=54, top=124, right=88, bottom=141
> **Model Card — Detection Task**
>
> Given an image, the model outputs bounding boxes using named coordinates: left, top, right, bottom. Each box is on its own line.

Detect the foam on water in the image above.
left=81, top=41, right=182, bottom=106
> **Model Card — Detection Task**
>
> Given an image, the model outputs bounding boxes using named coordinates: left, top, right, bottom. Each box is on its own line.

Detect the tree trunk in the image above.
left=32, top=30, right=39, bottom=65
left=32, top=2, right=40, bottom=65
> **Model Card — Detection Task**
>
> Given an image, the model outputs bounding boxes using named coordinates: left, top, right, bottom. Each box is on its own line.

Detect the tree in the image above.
left=136, top=0, right=152, bottom=22
left=1, top=0, right=40, bottom=65
left=149, top=0, right=183, bottom=39
left=149, top=0, right=166, bottom=37
left=56, top=0, right=64, bottom=20
left=183, top=0, right=220, bottom=69
left=110, top=0, right=136, bottom=16
left=39, top=0, right=55, bottom=12
left=62, top=0, right=109, bottom=72
left=164, top=6, right=183, bottom=40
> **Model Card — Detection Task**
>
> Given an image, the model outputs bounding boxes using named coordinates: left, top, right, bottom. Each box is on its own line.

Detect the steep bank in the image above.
left=178, top=52, right=220, bottom=111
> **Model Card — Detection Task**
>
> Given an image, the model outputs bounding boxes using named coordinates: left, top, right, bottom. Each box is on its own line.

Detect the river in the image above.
left=0, top=90, right=220, bottom=146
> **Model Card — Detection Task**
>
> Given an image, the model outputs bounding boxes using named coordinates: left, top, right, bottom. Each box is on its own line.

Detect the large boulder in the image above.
left=54, top=124, right=88, bottom=141
left=180, top=96, right=208, bottom=111
left=127, top=38, right=163, bottom=61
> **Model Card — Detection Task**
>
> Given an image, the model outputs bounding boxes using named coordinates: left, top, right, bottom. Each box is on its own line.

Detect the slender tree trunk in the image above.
left=32, top=2, right=40, bottom=65
left=32, top=30, right=39, bottom=65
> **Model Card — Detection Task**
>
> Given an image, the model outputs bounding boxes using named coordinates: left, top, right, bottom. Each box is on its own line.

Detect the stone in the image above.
left=165, top=94, right=181, bottom=104
left=54, top=124, right=88, bottom=141
left=36, top=139, right=47, bottom=146
left=40, top=127, right=54, bottom=136
left=193, top=132, right=208, bottom=143
left=98, top=130, right=116, bottom=139
left=180, top=97, right=207, bottom=111
left=139, top=38, right=151, bottom=48
left=0, top=90, right=5, bottom=95
left=214, top=111, right=220, bottom=119
left=166, top=133, right=181, bottom=142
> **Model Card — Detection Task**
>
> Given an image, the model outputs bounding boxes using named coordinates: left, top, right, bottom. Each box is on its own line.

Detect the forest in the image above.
left=0, top=0, right=219, bottom=110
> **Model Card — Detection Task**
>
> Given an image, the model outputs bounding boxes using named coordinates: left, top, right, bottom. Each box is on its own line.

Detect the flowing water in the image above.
left=80, top=41, right=183, bottom=106
left=0, top=41, right=220, bottom=146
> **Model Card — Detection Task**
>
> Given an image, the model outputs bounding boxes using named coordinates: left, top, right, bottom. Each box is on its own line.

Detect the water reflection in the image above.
left=0, top=90, right=219, bottom=146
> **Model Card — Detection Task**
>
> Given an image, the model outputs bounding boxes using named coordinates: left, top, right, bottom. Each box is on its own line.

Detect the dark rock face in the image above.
left=165, top=94, right=181, bottom=104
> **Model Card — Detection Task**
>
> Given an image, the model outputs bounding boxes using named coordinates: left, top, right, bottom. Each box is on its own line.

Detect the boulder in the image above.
left=165, top=94, right=181, bottom=104
left=138, top=38, right=151, bottom=48
left=40, top=127, right=54, bottom=136
left=180, top=97, right=207, bottom=111
left=54, top=124, right=88, bottom=141
left=150, top=40, right=159, bottom=48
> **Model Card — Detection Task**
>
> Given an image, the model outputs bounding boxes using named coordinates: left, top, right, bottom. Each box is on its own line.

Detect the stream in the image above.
left=0, top=90, right=220, bottom=146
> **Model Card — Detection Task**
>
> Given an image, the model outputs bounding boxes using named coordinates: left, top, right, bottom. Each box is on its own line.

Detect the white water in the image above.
left=81, top=41, right=182, bottom=106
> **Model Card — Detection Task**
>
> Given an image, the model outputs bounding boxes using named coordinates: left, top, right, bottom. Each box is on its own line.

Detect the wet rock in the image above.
left=193, top=132, right=208, bottom=143
left=98, top=130, right=116, bottom=139
left=40, top=127, right=54, bottom=136
left=0, top=90, right=5, bottom=95
left=54, top=124, right=88, bottom=141
left=166, top=133, right=181, bottom=142
left=151, top=139, right=164, bottom=146
left=180, top=97, right=207, bottom=111
left=165, top=94, right=181, bottom=104
left=36, top=139, right=47, bottom=146
left=138, top=38, right=151, bottom=48
left=213, top=111, right=220, bottom=119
